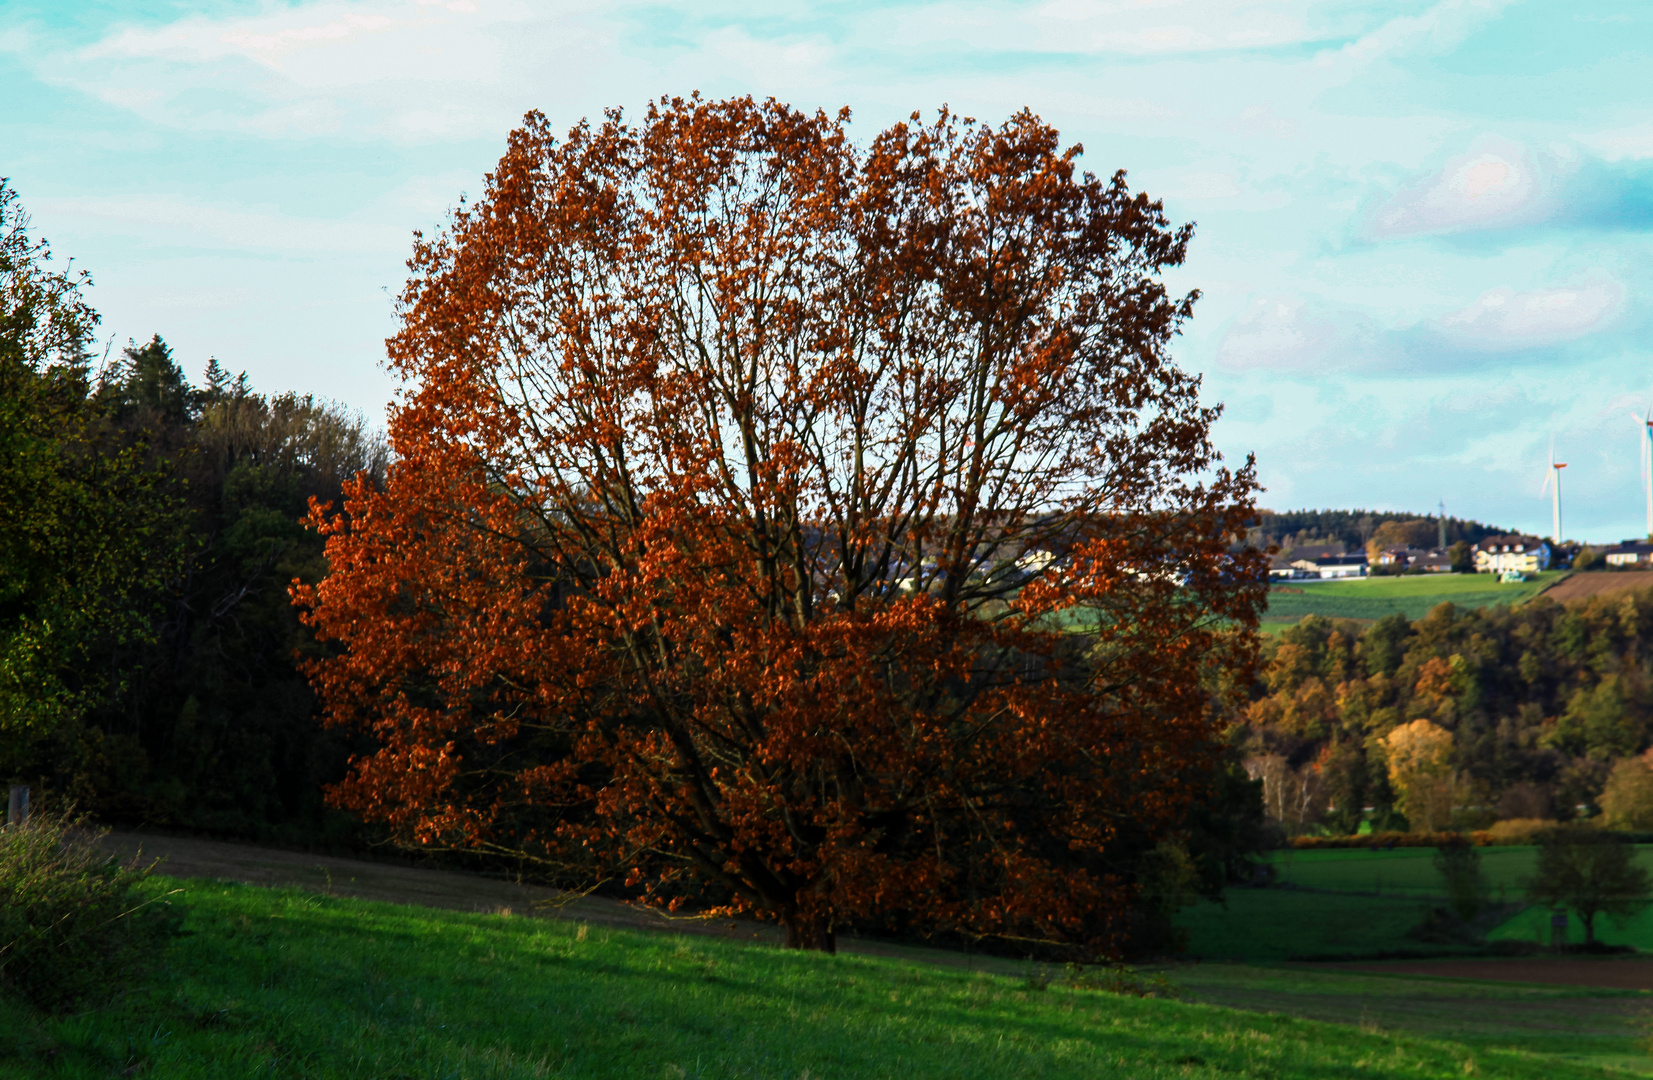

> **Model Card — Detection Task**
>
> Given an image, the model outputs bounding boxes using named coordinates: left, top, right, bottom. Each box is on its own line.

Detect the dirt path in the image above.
left=1312, top=957, right=1653, bottom=989
left=103, top=830, right=784, bottom=946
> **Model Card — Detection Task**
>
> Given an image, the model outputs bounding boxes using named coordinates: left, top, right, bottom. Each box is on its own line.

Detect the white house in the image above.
left=1473, top=535, right=1550, bottom=575
left=1605, top=540, right=1653, bottom=567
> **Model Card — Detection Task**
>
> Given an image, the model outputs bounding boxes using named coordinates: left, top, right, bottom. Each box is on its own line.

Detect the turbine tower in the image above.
left=1437, top=498, right=1447, bottom=550
left=1540, top=445, right=1567, bottom=545
left=1633, top=407, right=1653, bottom=538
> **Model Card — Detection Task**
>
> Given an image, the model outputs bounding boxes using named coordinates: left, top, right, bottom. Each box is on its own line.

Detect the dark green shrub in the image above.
left=1433, top=834, right=1487, bottom=921
left=0, top=810, right=178, bottom=1011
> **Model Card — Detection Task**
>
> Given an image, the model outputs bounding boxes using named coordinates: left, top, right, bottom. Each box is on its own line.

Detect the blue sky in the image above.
left=3, top=0, right=1651, bottom=541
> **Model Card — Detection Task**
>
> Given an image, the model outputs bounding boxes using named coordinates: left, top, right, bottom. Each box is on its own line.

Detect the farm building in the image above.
left=1268, top=542, right=1351, bottom=579
left=1373, top=546, right=1453, bottom=572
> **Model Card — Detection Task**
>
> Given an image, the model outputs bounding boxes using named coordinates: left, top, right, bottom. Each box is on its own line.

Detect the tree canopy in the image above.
left=297, top=96, right=1264, bottom=955
left=1, top=178, right=389, bottom=838
left=1526, top=825, right=1650, bottom=945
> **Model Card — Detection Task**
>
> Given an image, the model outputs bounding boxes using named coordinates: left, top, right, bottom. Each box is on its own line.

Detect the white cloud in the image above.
left=1436, top=277, right=1626, bottom=348
left=1576, top=122, right=1653, bottom=163
left=6, top=0, right=1513, bottom=149
left=1312, top=0, right=1511, bottom=72
left=31, top=195, right=409, bottom=255
left=1020, top=0, right=1325, bottom=54
left=1365, top=136, right=1549, bottom=238
left=36, top=0, right=622, bottom=142
left=1215, top=294, right=1385, bottom=372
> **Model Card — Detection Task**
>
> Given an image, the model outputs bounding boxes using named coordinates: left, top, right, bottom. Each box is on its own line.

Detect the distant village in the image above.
left=1269, top=534, right=1653, bottom=582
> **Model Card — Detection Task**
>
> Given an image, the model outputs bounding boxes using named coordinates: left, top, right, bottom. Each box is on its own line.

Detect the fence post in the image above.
left=1549, top=909, right=1568, bottom=953
left=6, top=784, right=28, bottom=827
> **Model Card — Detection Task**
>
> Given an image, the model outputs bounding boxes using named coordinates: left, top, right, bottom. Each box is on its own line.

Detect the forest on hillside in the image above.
left=1238, top=591, right=1653, bottom=834
left=1252, top=508, right=1509, bottom=553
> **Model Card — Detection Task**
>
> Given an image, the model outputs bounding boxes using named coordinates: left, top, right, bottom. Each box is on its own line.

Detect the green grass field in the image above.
left=2, top=877, right=1641, bottom=1079
left=1179, top=888, right=1449, bottom=961
left=1269, top=845, right=1552, bottom=900
left=1178, top=846, right=1653, bottom=959
left=1263, top=570, right=1567, bottom=627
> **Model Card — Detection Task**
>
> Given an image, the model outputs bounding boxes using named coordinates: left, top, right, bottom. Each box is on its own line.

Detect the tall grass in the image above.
left=0, top=810, right=178, bottom=1012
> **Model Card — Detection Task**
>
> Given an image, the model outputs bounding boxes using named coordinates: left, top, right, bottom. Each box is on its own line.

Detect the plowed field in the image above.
left=1541, top=570, right=1653, bottom=603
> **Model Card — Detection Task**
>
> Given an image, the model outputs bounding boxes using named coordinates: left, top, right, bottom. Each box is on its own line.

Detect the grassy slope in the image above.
left=0, top=878, right=1631, bottom=1080
left=1263, top=570, right=1566, bottom=625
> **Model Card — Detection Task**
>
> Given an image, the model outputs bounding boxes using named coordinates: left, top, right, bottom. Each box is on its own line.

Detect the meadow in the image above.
left=1262, top=570, right=1567, bottom=629
left=2, top=876, right=1641, bottom=1080
left=1179, top=845, right=1653, bottom=958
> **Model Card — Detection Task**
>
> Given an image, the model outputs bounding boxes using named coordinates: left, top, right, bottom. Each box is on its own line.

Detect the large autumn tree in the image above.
left=297, top=96, right=1264, bottom=954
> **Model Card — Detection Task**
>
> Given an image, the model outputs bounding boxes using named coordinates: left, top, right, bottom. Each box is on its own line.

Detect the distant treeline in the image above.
left=3, top=178, right=386, bottom=842
left=1251, top=509, right=1511, bottom=553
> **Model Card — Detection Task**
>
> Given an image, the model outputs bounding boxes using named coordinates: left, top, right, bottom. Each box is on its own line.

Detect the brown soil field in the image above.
left=1316, top=956, right=1653, bottom=989
left=1541, top=570, right=1653, bottom=603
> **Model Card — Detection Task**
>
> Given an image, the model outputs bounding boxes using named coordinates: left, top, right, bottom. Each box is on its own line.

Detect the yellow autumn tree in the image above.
left=1382, top=719, right=1455, bottom=832
left=1600, top=753, right=1653, bottom=830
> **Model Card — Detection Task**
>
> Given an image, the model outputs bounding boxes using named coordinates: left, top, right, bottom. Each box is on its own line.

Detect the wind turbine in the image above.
left=1631, top=406, right=1653, bottom=538
left=1540, top=441, right=1567, bottom=545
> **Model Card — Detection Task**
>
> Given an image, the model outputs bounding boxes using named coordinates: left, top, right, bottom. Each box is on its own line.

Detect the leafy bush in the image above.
left=0, top=810, right=178, bottom=1011
left=1485, top=818, right=1552, bottom=844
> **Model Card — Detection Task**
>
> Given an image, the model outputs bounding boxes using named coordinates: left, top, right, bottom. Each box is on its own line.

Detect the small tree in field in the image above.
left=295, top=95, right=1264, bottom=955
left=1526, top=824, right=1650, bottom=945
left=1432, top=834, right=1486, bottom=921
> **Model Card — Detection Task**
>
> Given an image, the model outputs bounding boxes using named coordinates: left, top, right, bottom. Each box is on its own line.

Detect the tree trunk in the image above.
left=783, top=916, right=836, bottom=953
left=1581, top=909, right=1596, bottom=945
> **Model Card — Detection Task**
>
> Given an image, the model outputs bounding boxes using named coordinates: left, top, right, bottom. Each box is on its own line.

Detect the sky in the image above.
left=3, top=0, right=1651, bottom=541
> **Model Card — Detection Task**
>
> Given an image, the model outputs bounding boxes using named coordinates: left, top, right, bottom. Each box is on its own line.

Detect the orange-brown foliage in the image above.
left=293, top=95, right=1263, bottom=955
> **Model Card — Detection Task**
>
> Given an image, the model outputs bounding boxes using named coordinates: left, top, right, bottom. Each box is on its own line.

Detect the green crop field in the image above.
left=2, top=876, right=1638, bottom=1080
left=1262, top=570, right=1567, bottom=628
